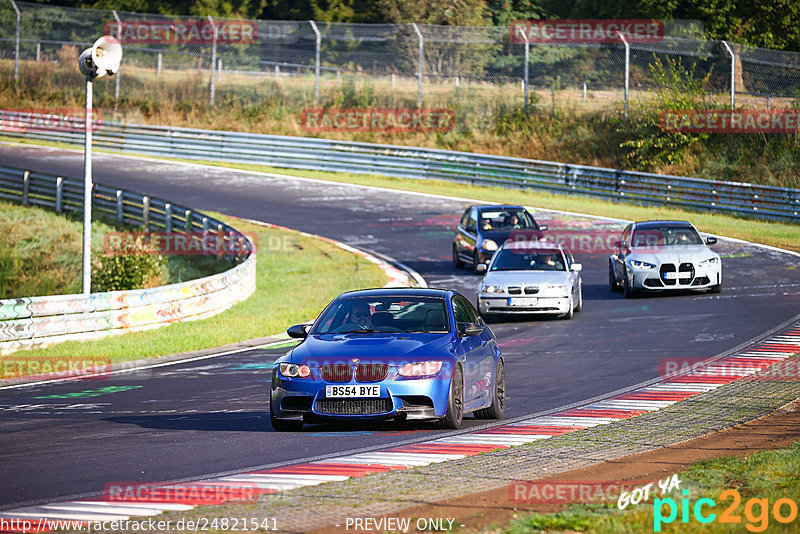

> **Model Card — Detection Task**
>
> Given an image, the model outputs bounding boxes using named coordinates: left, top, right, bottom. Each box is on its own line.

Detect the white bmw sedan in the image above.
left=476, top=244, right=582, bottom=320
left=609, top=220, right=722, bottom=298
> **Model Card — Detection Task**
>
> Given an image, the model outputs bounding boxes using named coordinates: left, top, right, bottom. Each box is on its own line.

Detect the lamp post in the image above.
left=78, top=36, right=122, bottom=295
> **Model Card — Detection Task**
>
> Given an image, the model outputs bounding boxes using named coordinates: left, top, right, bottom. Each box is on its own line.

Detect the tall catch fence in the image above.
left=1, top=2, right=799, bottom=129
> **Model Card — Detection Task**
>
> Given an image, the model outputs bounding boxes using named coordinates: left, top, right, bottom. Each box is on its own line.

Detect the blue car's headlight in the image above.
left=628, top=259, right=656, bottom=270
left=279, top=363, right=312, bottom=378
left=698, top=257, right=719, bottom=266
left=398, top=361, right=443, bottom=378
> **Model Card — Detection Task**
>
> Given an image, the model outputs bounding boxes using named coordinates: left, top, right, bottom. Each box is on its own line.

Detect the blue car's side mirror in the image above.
left=287, top=324, right=309, bottom=339
left=457, top=322, right=483, bottom=337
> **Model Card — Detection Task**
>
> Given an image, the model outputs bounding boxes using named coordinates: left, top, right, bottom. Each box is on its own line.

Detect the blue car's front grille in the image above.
left=315, top=398, right=392, bottom=415
left=355, top=364, right=389, bottom=382
left=319, top=364, right=352, bottom=382
left=319, top=363, right=389, bottom=382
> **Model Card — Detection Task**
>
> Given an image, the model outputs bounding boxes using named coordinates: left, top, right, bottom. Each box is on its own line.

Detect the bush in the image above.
left=91, top=233, right=164, bottom=292
left=619, top=56, right=714, bottom=169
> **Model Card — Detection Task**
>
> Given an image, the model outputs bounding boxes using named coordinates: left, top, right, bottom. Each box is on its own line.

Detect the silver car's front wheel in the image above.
left=561, top=295, right=574, bottom=320
left=622, top=268, right=636, bottom=299
left=609, top=260, right=621, bottom=292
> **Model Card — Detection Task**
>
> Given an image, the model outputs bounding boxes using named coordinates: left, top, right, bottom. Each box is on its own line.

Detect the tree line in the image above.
left=29, top=0, right=800, bottom=52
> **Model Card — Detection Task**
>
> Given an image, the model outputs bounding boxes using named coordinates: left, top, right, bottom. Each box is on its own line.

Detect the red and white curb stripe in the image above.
left=2, top=325, right=798, bottom=530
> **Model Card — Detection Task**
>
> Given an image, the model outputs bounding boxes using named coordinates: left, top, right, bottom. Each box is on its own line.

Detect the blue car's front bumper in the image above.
left=270, top=367, right=453, bottom=423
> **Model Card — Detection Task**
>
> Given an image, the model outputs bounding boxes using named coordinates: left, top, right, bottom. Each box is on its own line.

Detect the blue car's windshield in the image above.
left=312, top=297, right=450, bottom=335
left=490, top=250, right=566, bottom=271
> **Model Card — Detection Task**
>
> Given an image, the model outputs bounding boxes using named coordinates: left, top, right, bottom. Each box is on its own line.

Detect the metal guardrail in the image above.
left=0, top=163, right=256, bottom=355
left=2, top=118, right=798, bottom=222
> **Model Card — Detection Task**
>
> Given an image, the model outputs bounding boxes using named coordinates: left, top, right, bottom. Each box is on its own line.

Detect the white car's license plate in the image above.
left=325, top=385, right=380, bottom=398
left=508, top=297, right=538, bottom=306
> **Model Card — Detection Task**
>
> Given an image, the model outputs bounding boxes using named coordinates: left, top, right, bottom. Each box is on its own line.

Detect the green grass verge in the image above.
left=498, top=440, right=800, bottom=533
left=8, top=215, right=387, bottom=365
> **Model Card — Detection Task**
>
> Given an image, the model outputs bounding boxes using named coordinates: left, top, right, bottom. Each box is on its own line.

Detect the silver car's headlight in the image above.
left=481, top=285, right=503, bottom=294
left=482, top=239, right=498, bottom=252
left=544, top=284, right=569, bottom=296
left=628, top=259, right=656, bottom=269
left=698, top=257, right=719, bottom=266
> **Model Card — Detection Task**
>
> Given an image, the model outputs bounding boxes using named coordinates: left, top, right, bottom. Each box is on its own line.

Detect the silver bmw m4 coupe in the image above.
left=609, top=220, right=722, bottom=298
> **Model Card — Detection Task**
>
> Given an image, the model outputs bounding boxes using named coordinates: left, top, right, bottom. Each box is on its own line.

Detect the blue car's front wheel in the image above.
left=437, top=365, right=463, bottom=429
left=270, top=396, right=304, bottom=432
left=476, top=359, right=505, bottom=420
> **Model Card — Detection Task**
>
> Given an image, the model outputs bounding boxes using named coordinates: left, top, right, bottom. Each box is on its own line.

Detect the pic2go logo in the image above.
left=654, top=489, right=799, bottom=532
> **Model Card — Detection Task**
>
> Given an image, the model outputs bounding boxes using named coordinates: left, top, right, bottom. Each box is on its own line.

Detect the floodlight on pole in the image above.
left=78, top=35, right=122, bottom=295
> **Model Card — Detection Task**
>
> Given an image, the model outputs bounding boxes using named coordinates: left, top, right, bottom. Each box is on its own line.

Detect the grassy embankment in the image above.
left=1, top=208, right=387, bottom=365
left=2, top=52, right=798, bottom=188
left=500, top=441, right=800, bottom=533
left=0, top=199, right=227, bottom=299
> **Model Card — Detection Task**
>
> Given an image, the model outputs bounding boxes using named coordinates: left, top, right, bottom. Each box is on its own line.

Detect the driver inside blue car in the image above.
left=348, top=303, right=373, bottom=329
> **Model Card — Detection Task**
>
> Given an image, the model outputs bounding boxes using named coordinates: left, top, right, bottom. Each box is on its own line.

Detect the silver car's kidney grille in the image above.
left=315, top=398, right=392, bottom=415
left=660, top=262, right=695, bottom=286
left=523, top=286, right=539, bottom=294
left=679, top=263, right=695, bottom=285
left=660, top=264, right=677, bottom=286
left=507, top=287, right=522, bottom=295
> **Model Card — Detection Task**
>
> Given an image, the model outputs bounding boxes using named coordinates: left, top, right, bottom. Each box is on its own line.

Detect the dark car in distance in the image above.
left=453, top=205, right=547, bottom=273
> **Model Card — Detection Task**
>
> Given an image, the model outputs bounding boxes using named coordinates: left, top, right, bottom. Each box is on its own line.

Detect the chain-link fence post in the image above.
left=721, top=40, right=735, bottom=109
left=412, top=23, right=423, bottom=108
left=208, top=15, right=217, bottom=107
left=309, top=21, right=321, bottom=105
left=617, top=31, right=629, bottom=118
left=520, top=32, right=530, bottom=111
left=9, top=0, right=19, bottom=83
left=112, top=10, right=121, bottom=101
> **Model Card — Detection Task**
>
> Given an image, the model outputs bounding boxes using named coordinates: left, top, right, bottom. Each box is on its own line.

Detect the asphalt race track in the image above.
left=1, top=144, right=799, bottom=509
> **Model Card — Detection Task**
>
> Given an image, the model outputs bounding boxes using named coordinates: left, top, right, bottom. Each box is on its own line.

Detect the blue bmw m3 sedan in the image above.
left=270, top=288, right=505, bottom=431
